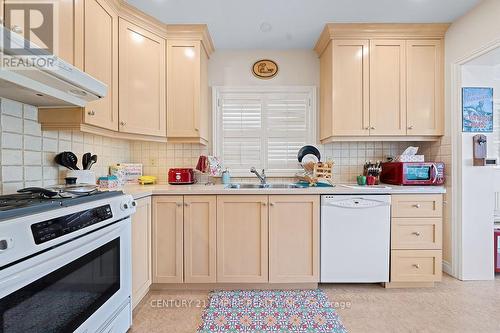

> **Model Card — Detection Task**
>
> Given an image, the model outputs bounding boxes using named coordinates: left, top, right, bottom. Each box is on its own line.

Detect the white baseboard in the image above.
left=442, top=260, right=453, bottom=276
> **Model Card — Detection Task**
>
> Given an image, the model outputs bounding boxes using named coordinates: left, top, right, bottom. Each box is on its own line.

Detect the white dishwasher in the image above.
left=320, top=195, right=391, bottom=283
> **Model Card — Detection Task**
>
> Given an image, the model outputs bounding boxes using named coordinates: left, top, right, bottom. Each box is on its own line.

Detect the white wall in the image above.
left=208, top=49, right=319, bottom=86
left=459, top=65, right=499, bottom=280
left=445, top=0, right=500, bottom=280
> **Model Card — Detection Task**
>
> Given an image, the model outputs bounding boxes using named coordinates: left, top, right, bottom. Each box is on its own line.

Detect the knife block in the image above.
left=473, top=134, right=487, bottom=166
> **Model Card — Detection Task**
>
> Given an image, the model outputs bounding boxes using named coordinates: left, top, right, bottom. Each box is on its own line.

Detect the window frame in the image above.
left=212, top=86, right=317, bottom=177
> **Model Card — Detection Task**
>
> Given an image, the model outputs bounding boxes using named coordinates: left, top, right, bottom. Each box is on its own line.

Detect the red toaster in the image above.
left=168, top=168, right=195, bottom=184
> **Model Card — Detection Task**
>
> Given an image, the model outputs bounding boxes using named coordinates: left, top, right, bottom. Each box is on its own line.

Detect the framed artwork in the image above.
left=462, top=87, right=494, bottom=132
left=252, top=59, right=278, bottom=79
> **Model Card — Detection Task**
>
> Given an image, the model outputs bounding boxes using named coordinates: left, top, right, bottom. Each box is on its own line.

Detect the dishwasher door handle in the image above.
left=323, top=198, right=390, bottom=209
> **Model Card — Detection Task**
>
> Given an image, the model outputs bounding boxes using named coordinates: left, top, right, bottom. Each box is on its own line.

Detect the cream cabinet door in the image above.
left=152, top=196, right=184, bottom=283
left=407, top=40, right=444, bottom=136
left=369, top=40, right=407, bottom=136
left=269, top=195, right=319, bottom=283
left=184, top=196, right=217, bottom=283
left=216, top=195, right=268, bottom=283
left=166, top=40, right=201, bottom=138
left=331, top=40, right=370, bottom=136
left=131, top=197, right=152, bottom=309
left=118, top=19, right=166, bottom=137
left=80, top=0, right=118, bottom=131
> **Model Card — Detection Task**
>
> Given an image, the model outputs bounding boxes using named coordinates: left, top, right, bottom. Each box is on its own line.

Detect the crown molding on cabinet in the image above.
left=314, top=23, right=450, bottom=56
left=166, top=25, right=215, bottom=57
left=111, top=0, right=214, bottom=57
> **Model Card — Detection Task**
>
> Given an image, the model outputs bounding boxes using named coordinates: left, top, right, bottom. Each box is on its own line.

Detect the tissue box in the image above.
left=396, top=155, right=424, bottom=162
left=110, top=163, right=143, bottom=184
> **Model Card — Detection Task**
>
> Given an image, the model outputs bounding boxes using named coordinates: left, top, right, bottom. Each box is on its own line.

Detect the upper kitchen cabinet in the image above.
left=407, top=40, right=444, bottom=136
left=119, top=18, right=166, bottom=137
left=315, top=24, right=448, bottom=142
left=369, top=40, right=407, bottom=136
left=79, top=0, right=118, bottom=131
left=39, top=0, right=119, bottom=133
left=166, top=25, right=214, bottom=145
left=319, top=39, right=370, bottom=137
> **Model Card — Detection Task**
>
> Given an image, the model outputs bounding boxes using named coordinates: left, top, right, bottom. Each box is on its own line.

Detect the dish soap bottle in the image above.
left=221, top=169, right=231, bottom=185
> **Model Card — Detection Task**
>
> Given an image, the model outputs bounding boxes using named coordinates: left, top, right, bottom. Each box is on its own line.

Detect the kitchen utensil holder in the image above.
left=66, top=170, right=96, bottom=185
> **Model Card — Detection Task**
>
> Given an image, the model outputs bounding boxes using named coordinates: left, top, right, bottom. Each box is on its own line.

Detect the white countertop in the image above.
left=123, top=183, right=446, bottom=200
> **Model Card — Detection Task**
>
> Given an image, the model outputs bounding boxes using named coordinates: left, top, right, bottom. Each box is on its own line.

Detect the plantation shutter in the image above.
left=215, top=87, right=315, bottom=176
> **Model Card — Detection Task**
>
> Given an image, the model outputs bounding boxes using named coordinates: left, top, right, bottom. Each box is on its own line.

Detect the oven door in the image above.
left=0, top=218, right=132, bottom=333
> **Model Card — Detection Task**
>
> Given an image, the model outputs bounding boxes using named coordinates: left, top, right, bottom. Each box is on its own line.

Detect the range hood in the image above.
left=0, top=25, right=107, bottom=107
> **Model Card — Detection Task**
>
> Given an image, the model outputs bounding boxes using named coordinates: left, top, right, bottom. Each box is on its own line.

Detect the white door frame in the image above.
left=450, top=37, right=500, bottom=279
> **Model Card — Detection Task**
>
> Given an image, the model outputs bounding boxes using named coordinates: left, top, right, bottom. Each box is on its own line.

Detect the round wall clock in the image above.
left=252, top=59, right=279, bottom=79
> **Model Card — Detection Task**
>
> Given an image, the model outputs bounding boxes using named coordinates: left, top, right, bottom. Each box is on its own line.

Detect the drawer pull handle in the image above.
left=413, top=204, right=421, bottom=208
left=412, top=232, right=421, bottom=236
left=413, top=264, right=420, bottom=269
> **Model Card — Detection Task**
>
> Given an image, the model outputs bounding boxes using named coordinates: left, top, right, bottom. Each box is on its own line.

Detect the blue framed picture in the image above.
left=462, top=87, right=494, bottom=132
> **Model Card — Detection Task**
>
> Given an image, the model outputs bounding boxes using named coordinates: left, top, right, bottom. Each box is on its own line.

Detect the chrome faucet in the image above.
left=250, top=167, right=267, bottom=185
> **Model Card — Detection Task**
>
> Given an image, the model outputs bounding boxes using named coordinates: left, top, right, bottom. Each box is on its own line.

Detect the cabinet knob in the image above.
left=261, top=202, right=267, bottom=206
left=184, top=203, right=189, bottom=207
left=365, top=127, right=370, bottom=130
left=87, top=110, right=95, bottom=116
left=176, top=202, right=182, bottom=207
left=370, top=126, right=375, bottom=130
left=408, top=125, right=414, bottom=130
left=270, top=202, right=275, bottom=206
left=413, top=204, right=421, bottom=208
left=412, top=231, right=421, bottom=236
left=120, top=121, right=126, bottom=126
left=413, top=264, right=420, bottom=269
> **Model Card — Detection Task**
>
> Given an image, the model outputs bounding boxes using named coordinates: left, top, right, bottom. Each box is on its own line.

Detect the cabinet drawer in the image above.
left=392, top=194, right=443, bottom=218
left=391, top=218, right=442, bottom=249
left=391, top=250, right=442, bottom=282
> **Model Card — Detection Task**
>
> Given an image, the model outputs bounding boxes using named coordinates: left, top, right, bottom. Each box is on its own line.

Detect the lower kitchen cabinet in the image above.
left=131, top=197, right=152, bottom=308
left=390, top=249, right=442, bottom=282
left=216, top=195, right=269, bottom=283
left=152, top=196, right=184, bottom=283
left=388, top=194, right=443, bottom=287
left=184, top=196, right=217, bottom=283
left=269, top=195, right=320, bottom=283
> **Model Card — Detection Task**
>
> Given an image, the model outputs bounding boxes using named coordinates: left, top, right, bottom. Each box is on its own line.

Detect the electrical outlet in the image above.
left=149, top=158, right=157, bottom=167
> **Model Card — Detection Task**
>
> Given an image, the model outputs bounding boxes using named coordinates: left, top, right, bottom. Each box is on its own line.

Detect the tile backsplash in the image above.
left=0, top=97, right=447, bottom=191
left=0, top=98, right=131, bottom=194
left=130, top=140, right=417, bottom=184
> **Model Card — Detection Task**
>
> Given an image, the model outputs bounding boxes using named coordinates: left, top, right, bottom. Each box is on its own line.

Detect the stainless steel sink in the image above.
left=226, top=183, right=306, bottom=189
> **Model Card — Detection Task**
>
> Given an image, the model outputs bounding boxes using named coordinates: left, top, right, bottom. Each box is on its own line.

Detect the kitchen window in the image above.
left=213, top=86, right=316, bottom=177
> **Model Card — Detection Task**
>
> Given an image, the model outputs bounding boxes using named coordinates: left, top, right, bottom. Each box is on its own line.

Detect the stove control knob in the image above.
left=0, top=238, right=14, bottom=252
left=131, top=201, right=137, bottom=207
left=121, top=202, right=130, bottom=211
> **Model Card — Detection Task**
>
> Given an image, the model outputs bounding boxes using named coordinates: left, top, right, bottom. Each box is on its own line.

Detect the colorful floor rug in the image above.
left=197, top=289, right=347, bottom=332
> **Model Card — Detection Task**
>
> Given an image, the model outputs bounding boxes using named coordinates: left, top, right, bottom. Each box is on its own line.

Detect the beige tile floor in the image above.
left=130, top=275, right=500, bottom=333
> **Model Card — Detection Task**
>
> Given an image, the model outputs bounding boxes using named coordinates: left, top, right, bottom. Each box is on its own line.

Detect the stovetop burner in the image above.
left=0, top=190, right=124, bottom=221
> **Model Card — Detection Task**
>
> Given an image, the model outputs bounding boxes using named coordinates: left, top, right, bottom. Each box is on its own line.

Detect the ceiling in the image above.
left=126, top=0, right=481, bottom=49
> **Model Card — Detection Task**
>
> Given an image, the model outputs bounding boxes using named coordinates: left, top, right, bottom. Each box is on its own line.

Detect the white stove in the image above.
left=0, top=190, right=136, bottom=333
